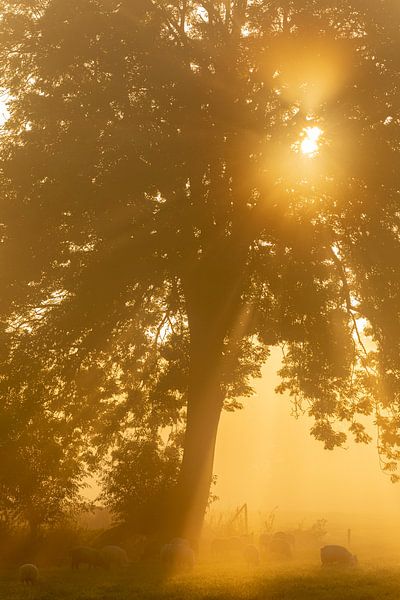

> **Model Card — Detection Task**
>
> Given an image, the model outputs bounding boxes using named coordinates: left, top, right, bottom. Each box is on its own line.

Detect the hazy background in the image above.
left=213, top=348, right=400, bottom=523
left=84, top=345, right=400, bottom=540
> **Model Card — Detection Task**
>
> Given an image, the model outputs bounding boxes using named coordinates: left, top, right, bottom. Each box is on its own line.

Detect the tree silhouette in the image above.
left=1, top=0, right=400, bottom=541
left=101, top=435, right=182, bottom=534
left=0, top=354, right=89, bottom=540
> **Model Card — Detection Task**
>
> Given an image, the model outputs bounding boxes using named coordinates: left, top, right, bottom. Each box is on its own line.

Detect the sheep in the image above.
left=320, top=545, right=357, bottom=567
left=270, top=537, right=292, bottom=559
left=243, top=544, right=260, bottom=566
left=19, top=564, right=39, bottom=585
left=169, top=537, right=190, bottom=547
left=160, top=538, right=195, bottom=573
left=101, top=545, right=129, bottom=568
left=70, top=546, right=107, bottom=569
left=273, top=531, right=295, bottom=548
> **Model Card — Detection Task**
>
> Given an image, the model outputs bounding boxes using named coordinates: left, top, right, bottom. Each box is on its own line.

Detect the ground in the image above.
left=1, top=560, right=400, bottom=600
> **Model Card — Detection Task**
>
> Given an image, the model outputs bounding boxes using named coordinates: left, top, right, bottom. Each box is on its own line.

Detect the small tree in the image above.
left=0, top=409, right=88, bottom=540
left=0, top=317, right=96, bottom=540
left=101, top=435, right=182, bottom=535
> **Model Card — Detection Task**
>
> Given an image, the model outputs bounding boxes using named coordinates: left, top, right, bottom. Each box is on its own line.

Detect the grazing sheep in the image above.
left=70, top=546, right=106, bottom=569
left=169, top=537, right=190, bottom=547
left=243, top=544, right=260, bottom=566
left=101, top=545, right=129, bottom=568
left=19, top=564, right=39, bottom=585
left=270, top=537, right=292, bottom=559
left=320, top=545, right=357, bottom=567
left=160, top=538, right=195, bottom=572
left=273, top=531, right=295, bottom=548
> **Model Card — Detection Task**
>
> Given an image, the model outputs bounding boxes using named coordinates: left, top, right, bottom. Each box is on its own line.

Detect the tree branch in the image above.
left=329, top=246, right=369, bottom=361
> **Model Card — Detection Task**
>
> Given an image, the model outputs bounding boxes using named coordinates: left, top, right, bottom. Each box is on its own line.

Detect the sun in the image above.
left=300, top=126, right=322, bottom=157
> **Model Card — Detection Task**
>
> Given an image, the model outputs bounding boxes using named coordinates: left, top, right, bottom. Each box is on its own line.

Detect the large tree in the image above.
left=1, top=0, right=400, bottom=541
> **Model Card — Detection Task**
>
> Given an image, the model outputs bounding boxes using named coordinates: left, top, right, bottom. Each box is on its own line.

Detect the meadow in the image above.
left=2, top=559, right=400, bottom=600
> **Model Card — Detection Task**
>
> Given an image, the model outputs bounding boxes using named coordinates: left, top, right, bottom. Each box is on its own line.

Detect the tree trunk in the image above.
left=173, top=257, right=242, bottom=543
left=27, top=516, right=40, bottom=547
left=174, top=322, right=225, bottom=543
left=171, top=228, right=249, bottom=543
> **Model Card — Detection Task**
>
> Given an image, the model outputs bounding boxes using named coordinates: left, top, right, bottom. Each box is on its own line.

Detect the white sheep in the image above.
left=160, top=538, right=195, bottom=572
left=101, top=545, right=129, bottom=568
left=19, top=564, right=39, bottom=585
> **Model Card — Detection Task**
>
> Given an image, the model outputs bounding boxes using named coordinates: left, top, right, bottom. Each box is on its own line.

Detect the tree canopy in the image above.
left=1, top=0, right=400, bottom=539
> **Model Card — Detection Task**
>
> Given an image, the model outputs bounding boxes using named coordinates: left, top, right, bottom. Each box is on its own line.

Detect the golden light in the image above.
left=0, top=94, right=9, bottom=127
left=300, top=126, right=322, bottom=157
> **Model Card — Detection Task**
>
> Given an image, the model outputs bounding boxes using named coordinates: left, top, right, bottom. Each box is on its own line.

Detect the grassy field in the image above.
left=2, top=559, right=400, bottom=600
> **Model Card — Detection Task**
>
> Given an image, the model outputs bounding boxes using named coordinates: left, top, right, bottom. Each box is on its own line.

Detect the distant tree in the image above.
left=1, top=0, right=400, bottom=542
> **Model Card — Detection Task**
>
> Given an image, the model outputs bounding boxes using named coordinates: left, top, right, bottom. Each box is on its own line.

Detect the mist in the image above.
left=214, top=349, right=400, bottom=518
left=2, top=1, right=400, bottom=598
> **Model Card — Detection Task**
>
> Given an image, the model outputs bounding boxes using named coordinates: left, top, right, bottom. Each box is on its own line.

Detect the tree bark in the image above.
left=174, top=321, right=225, bottom=543
left=173, top=255, right=243, bottom=543
left=27, top=516, right=40, bottom=547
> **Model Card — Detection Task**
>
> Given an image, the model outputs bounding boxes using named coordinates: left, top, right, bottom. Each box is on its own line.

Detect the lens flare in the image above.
left=300, top=126, right=322, bottom=157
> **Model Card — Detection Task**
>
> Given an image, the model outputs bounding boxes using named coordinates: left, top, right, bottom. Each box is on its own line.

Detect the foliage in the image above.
left=100, top=434, right=182, bottom=534
left=0, top=0, right=400, bottom=533
left=0, top=379, right=90, bottom=535
left=290, top=519, right=328, bottom=547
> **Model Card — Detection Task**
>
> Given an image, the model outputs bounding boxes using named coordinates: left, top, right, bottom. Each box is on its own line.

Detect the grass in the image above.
left=1, top=560, right=400, bottom=600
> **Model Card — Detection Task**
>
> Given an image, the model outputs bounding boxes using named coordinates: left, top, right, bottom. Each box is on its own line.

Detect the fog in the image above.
left=213, top=348, right=400, bottom=520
